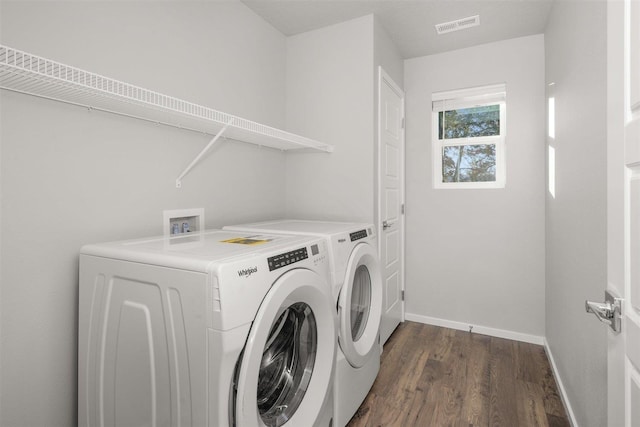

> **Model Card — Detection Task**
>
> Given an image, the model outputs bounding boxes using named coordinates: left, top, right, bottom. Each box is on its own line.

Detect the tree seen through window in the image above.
left=438, top=105, right=500, bottom=183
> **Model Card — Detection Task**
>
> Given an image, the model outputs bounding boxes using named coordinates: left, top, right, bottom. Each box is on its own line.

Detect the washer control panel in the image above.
left=349, top=229, right=368, bottom=242
left=268, top=247, right=309, bottom=271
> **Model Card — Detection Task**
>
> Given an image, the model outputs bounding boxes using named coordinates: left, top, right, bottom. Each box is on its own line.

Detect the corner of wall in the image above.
left=543, top=339, right=579, bottom=427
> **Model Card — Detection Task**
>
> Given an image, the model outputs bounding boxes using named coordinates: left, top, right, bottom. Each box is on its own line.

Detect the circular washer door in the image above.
left=235, top=269, right=337, bottom=427
left=338, top=242, right=383, bottom=368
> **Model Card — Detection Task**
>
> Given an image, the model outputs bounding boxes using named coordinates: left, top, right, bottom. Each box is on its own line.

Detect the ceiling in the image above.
left=240, top=0, right=555, bottom=59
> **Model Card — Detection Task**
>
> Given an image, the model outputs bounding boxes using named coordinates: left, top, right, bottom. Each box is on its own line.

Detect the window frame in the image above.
left=432, top=84, right=507, bottom=189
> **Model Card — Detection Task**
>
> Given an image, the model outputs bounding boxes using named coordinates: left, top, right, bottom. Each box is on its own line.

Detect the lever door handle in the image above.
left=585, top=290, right=622, bottom=333
left=382, top=220, right=394, bottom=231
left=585, top=300, right=613, bottom=326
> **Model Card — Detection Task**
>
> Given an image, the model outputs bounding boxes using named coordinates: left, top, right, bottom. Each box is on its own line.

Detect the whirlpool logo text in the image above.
left=237, top=266, right=258, bottom=278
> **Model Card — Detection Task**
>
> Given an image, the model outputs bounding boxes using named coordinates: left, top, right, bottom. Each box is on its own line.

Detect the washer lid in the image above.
left=80, top=229, right=320, bottom=273
left=338, top=243, right=383, bottom=368
left=235, top=269, right=336, bottom=427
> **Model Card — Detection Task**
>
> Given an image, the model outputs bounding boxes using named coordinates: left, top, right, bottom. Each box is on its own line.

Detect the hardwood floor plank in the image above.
left=515, top=381, right=550, bottom=427
left=430, top=327, right=456, bottom=362
left=515, top=341, right=546, bottom=384
left=379, top=323, right=410, bottom=364
left=488, top=337, right=518, bottom=427
left=540, top=350, right=568, bottom=418
left=364, top=391, right=414, bottom=427
left=460, top=333, right=491, bottom=427
left=370, top=324, right=413, bottom=397
left=345, top=322, right=570, bottom=427
left=401, top=388, right=435, bottom=426
left=430, top=385, right=464, bottom=426
left=440, top=330, right=471, bottom=390
left=547, top=413, right=572, bottom=427
left=417, top=358, right=445, bottom=389
left=400, top=347, right=431, bottom=394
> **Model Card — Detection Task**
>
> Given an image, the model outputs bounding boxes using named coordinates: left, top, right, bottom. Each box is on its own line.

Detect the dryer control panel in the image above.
left=267, top=247, right=310, bottom=271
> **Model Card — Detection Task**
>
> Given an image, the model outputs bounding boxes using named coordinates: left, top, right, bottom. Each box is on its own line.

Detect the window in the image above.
left=432, top=84, right=506, bottom=189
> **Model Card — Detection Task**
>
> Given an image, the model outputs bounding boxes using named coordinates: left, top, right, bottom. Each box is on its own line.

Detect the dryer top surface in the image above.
left=225, top=219, right=374, bottom=238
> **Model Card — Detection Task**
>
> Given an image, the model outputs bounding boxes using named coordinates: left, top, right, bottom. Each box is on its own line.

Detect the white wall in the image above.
left=374, top=16, right=404, bottom=89
left=545, top=2, right=608, bottom=426
left=284, top=15, right=403, bottom=225
left=0, top=2, right=288, bottom=426
left=404, top=35, right=546, bottom=340
left=285, top=15, right=375, bottom=222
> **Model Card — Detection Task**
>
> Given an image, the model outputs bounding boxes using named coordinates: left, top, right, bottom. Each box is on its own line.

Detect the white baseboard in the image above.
left=404, top=312, right=544, bottom=345
left=544, top=338, right=579, bottom=427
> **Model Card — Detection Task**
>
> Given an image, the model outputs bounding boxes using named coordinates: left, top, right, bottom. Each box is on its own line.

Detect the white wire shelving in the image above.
left=0, top=44, right=333, bottom=187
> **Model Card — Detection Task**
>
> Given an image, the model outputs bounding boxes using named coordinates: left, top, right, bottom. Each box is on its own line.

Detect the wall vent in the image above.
left=435, top=15, right=480, bottom=35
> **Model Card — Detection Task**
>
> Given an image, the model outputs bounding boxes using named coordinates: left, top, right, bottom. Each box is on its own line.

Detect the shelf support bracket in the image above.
left=175, top=118, right=234, bottom=188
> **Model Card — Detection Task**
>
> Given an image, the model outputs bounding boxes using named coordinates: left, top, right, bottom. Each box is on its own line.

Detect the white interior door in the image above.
left=607, top=1, right=640, bottom=425
left=377, top=67, right=405, bottom=345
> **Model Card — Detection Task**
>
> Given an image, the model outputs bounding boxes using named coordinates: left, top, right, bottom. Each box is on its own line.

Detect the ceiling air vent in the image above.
left=435, top=15, right=480, bottom=35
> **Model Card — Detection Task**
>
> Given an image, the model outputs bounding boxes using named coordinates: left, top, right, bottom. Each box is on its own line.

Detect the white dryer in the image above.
left=78, top=230, right=336, bottom=427
left=223, top=220, right=383, bottom=427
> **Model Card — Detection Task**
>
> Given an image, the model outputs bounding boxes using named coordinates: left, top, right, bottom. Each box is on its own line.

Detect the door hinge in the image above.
left=401, top=204, right=405, bottom=215
left=401, top=117, right=405, bottom=129
left=401, top=290, right=405, bottom=301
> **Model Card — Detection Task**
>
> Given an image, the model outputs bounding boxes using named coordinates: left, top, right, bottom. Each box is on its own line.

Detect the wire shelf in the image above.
left=0, top=44, right=333, bottom=153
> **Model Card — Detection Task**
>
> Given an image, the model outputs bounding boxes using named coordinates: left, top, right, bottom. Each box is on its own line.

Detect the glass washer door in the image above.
left=234, top=269, right=336, bottom=427
left=257, top=301, right=316, bottom=426
left=338, top=243, right=383, bottom=368
left=350, top=264, right=372, bottom=342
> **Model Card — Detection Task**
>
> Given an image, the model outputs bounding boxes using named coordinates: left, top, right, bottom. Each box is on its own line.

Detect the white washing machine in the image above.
left=78, top=229, right=337, bottom=427
left=223, top=220, right=383, bottom=427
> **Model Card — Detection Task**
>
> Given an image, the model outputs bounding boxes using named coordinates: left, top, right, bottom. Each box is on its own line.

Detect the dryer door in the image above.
left=234, top=269, right=336, bottom=427
left=338, top=243, right=383, bottom=368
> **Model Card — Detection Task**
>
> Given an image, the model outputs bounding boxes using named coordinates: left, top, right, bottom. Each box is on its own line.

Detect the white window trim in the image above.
left=432, top=85, right=507, bottom=189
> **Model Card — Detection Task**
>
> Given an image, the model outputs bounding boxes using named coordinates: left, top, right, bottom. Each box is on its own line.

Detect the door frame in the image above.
left=607, top=2, right=624, bottom=426
left=376, top=66, right=406, bottom=327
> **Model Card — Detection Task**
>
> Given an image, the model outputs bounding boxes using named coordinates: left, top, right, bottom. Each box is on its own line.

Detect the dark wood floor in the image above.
left=346, top=322, right=571, bottom=427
